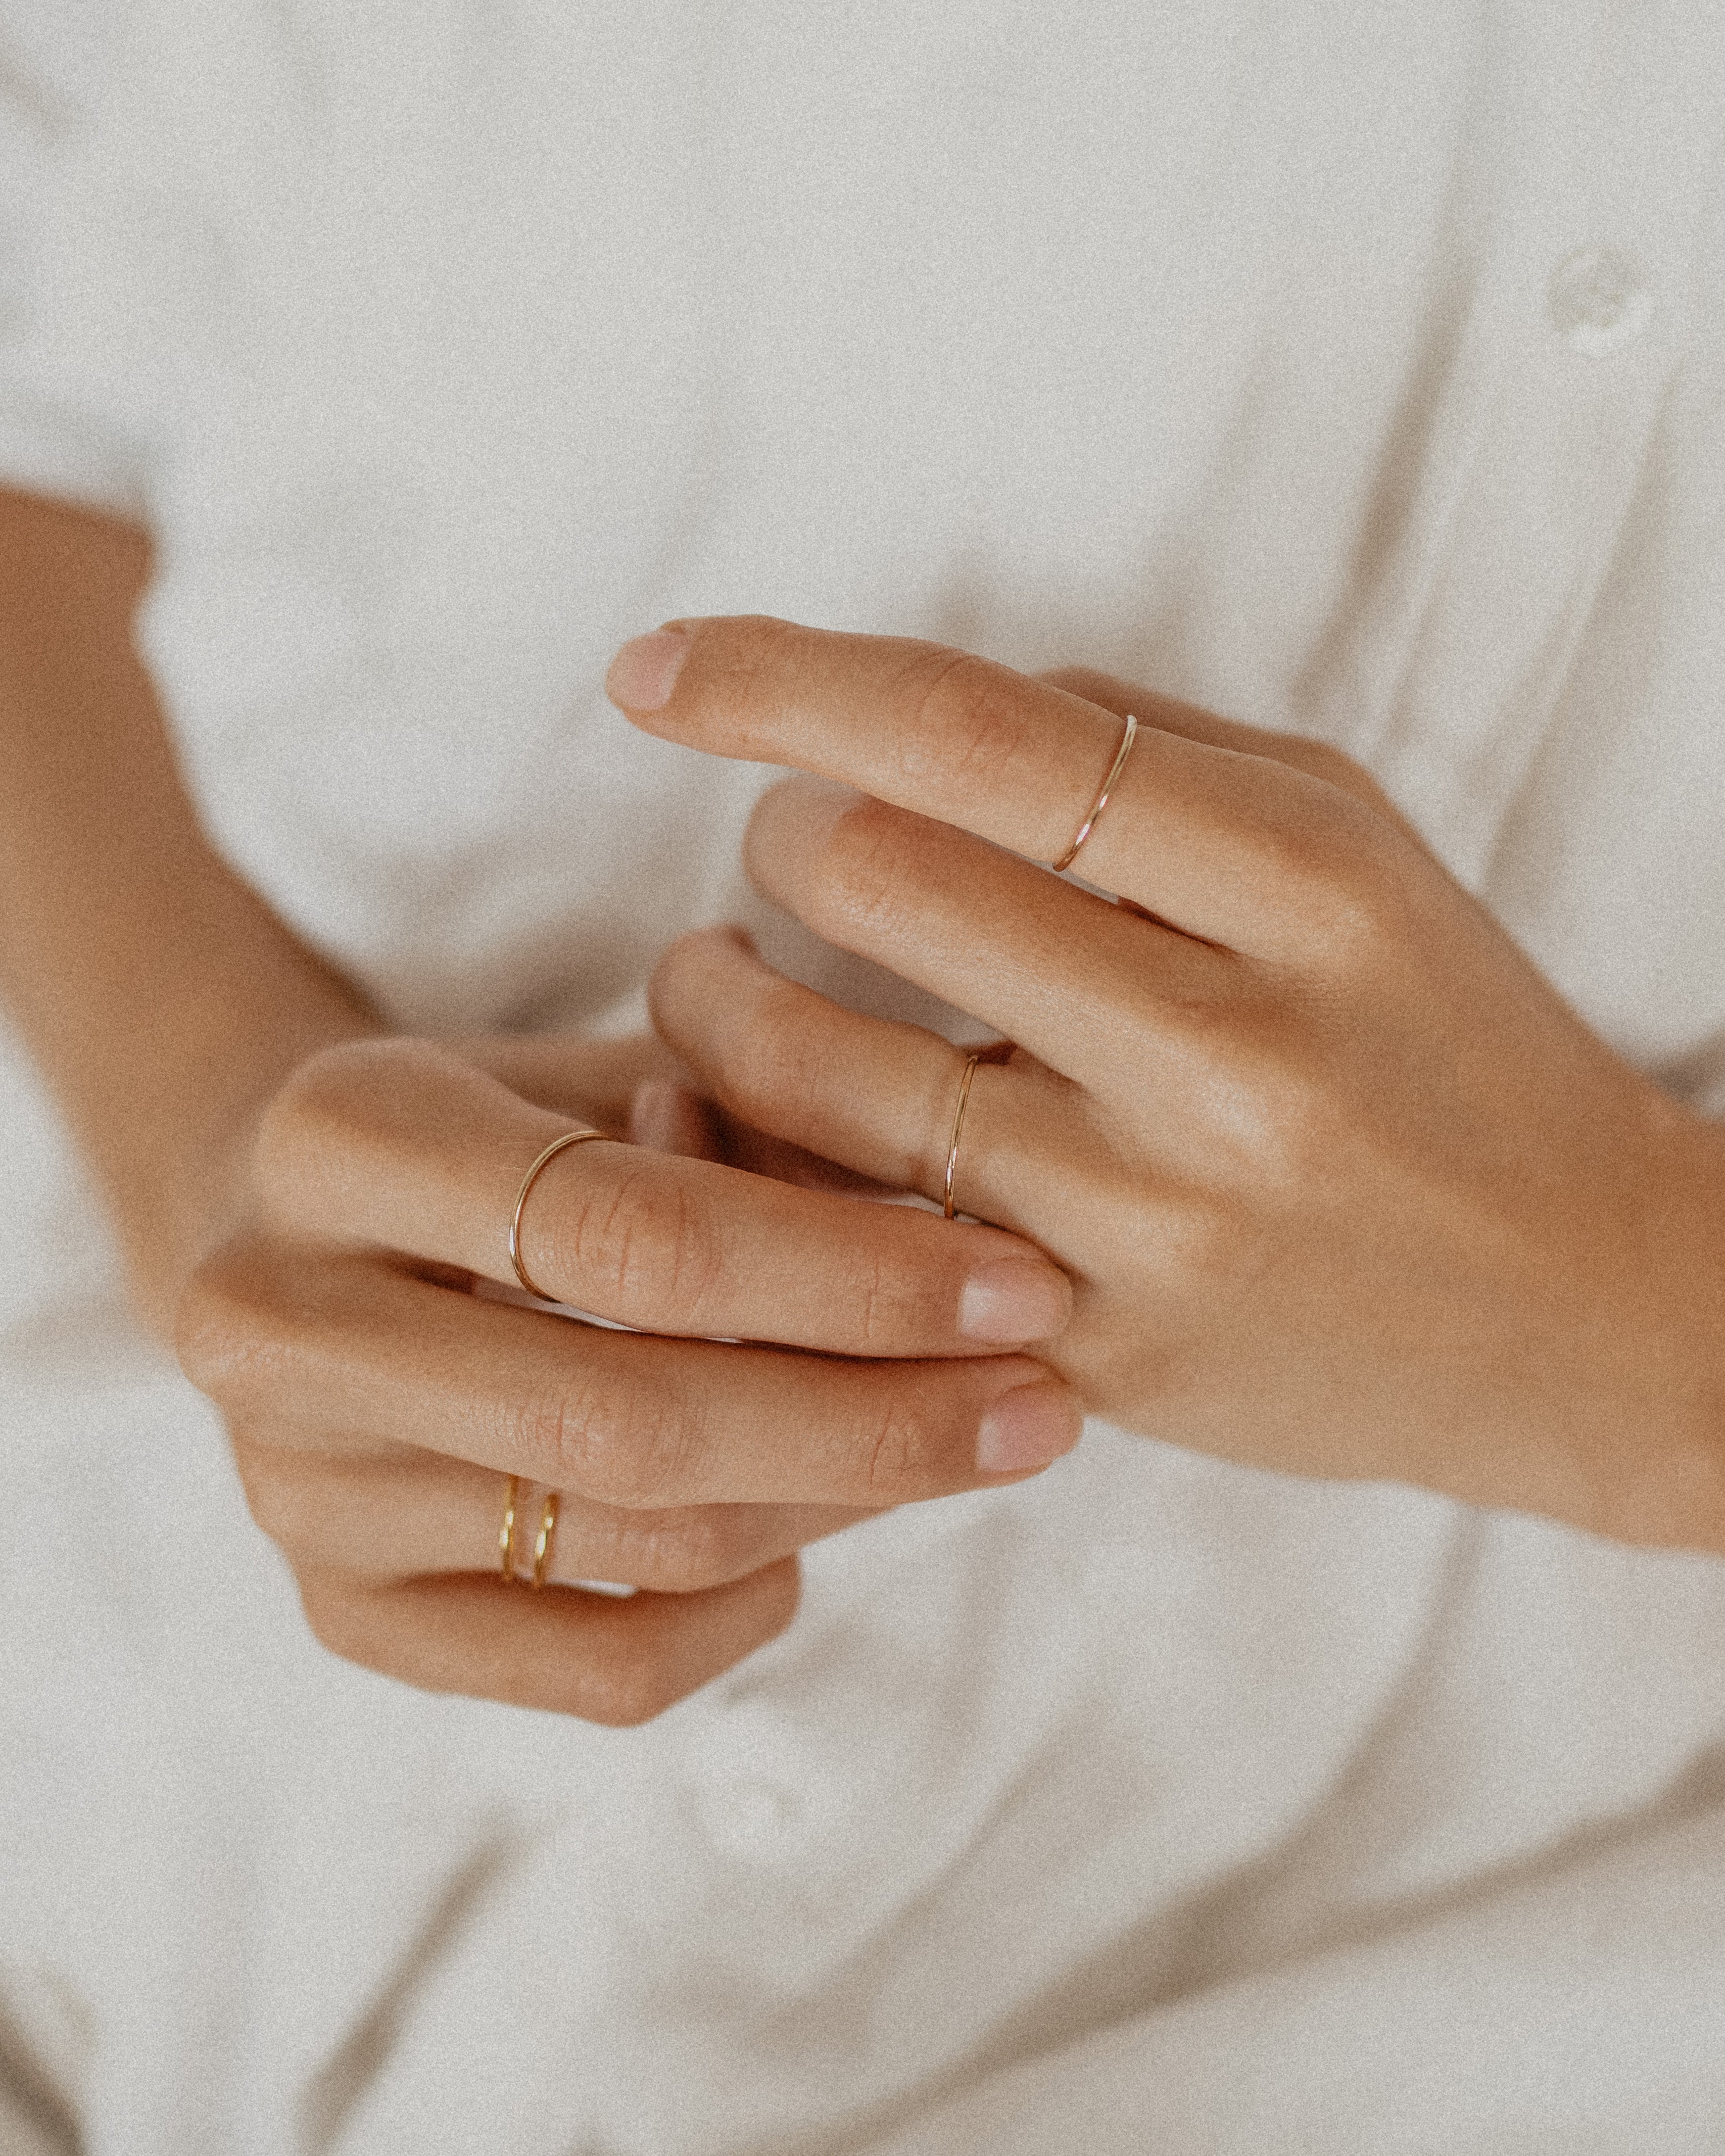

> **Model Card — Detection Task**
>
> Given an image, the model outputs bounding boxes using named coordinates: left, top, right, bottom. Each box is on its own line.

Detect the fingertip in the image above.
left=741, top=775, right=866, bottom=901
left=956, top=1256, right=1072, bottom=1344
left=606, top=626, right=692, bottom=713
left=975, top=1381, right=1083, bottom=1475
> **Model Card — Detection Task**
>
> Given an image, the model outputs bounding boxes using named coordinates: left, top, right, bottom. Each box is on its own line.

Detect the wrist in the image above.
left=97, top=935, right=381, bottom=1338
left=1595, top=1095, right=1725, bottom=1553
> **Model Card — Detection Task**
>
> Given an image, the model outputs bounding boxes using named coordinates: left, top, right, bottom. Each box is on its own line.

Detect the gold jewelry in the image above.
left=943, top=1052, right=985, bottom=1221
left=499, top=1473, right=521, bottom=1580
left=508, top=1128, right=607, bottom=1302
left=1051, top=711, right=1137, bottom=874
left=531, top=1490, right=560, bottom=1590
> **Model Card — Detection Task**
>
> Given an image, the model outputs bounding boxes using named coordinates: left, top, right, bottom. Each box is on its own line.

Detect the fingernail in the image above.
left=976, top=1383, right=1080, bottom=1474
left=606, top=628, right=690, bottom=711
left=958, top=1259, right=1071, bottom=1343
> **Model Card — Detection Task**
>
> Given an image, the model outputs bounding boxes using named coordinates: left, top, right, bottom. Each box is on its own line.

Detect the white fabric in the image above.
left=2, top=4, right=1724, bottom=2149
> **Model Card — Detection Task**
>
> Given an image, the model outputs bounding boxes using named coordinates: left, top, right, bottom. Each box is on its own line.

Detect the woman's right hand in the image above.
left=172, top=1031, right=1078, bottom=1723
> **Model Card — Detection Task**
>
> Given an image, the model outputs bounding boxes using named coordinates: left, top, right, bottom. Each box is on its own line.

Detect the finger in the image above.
left=1038, top=665, right=1424, bottom=839
left=457, top=1031, right=678, bottom=1127
left=653, top=928, right=1116, bottom=1245
left=632, top=1069, right=884, bottom=1191
left=628, top=1075, right=725, bottom=1160
left=737, top=781, right=1235, bottom=1083
left=710, top=1115, right=890, bottom=1195
left=253, top=1038, right=1072, bottom=1354
left=233, top=1434, right=875, bottom=1591
left=607, top=615, right=1402, bottom=957
left=180, top=1245, right=1083, bottom=1500
left=297, top=1558, right=800, bottom=1723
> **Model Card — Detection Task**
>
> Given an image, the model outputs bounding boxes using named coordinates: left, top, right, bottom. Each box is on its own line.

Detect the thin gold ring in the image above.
left=508, top=1128, right=607, bottom=1302
left=531, top=1491, right=560, bottom=1590
left=499, top=1473, right=521, bottom=1580
left=1051, top=711, right=1137, bottom=874
left=943, top=1052, right=985, bottom=1221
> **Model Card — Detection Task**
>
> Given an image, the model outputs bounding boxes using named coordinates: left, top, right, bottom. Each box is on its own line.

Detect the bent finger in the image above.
left=297, top=1558, right=801, bottom=1723
left=234, top=1434, right=875, bottom=1592
left=739, top=782, right=1234, bottom=1084
left=183, top=1250, right=1082, bottom=1502
left=1039, top=665, right=1423, bottom=838
left=253, top=1037, right=1072, bottom=1355
left=608, top=614, right=1406, bottom=959
left=652, top=927, right=1099, bottom=1242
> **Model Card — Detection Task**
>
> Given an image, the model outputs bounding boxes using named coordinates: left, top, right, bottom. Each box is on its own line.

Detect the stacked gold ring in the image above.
left=498, top=1129, right=599, bottom=1589
left=499, top=1474, right=560, bottom=1589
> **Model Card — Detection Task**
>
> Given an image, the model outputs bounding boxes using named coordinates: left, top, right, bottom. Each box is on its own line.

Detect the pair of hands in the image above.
left=176, top=616, right=1725, bottom=1721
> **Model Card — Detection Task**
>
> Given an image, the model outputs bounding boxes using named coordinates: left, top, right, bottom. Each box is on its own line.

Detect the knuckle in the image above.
left=1270, top=733, right=1402, bottom=822
left=632, top=1509, right=750, bottom=1593
left=722, top=978, right=828, bottom=1121
left=849, top=1247, right=916, bottom=1357
left=172, top=1239, right=296, bottom=1409
left=252, top=1035, right=442, bottom=1223
left=1317, top=835, right=1419, bottom=960
left=514, top=1374, right=696, bottom=1507
left=801, top=792, right=925, bottom=946
left=892, top=646, right=1035, bottom=795
left=578, top=1653, right=685, bottom=1729
left=1036, top=664, right=1125, bottom=705
left=1252, top=1075, right=1336, bottom=1196
left=295, top=1572, right=384, bottom=1671
left=1216, top=1035, right=1342, bottom=1200
left=556, top=1162, right=726, bottom=1329
left=228, top=1433, right=315, bottom=1549
left=1284, top=735, right=1367, bottom=790
left=252, top=1040, right=372, bottom=1207
left=1261, top=788, right=1415, bottom=960
left=646, top=928, right=724, bottom=1039
left=860, top=1394, right=941, bottom=1498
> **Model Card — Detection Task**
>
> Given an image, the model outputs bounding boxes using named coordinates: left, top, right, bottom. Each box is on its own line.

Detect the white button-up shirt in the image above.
left=1, top=5, right=1722, bottom=2150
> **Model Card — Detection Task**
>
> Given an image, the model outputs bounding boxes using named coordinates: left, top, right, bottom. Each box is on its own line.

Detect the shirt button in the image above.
left=1547, top=246, right=1654, bottom=355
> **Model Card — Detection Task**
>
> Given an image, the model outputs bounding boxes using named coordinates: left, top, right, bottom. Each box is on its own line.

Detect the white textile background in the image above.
left=2, top=3, right=1724, bottom=2148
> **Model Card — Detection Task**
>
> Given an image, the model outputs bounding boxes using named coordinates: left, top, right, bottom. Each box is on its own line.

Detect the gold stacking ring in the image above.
left=499, top=1474, right=560, bottom=1589
left=499, top=1472, right=521, bottom=1578
left=943, top=1051, right=985, bottom=1221
left=508, top=1127, right=607, bottom=1302
left=1051, top=711, right=1137, bottom=874
left=531, top=1489, right=560, bottom=1590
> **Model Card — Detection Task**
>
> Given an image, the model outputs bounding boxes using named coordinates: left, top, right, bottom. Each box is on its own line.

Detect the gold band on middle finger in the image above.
left=499, top=1473, right=521, bottom=1579
left=530, top=1490, right=560, bottom=1590
left=943, top=1052, right=984, bottom=1221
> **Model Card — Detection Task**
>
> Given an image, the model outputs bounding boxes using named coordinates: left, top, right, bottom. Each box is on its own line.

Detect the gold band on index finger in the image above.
left=616, top=618, right=1336, bottom=958
left=1051, top=712, right=1137, bottom=874
left=943, top=1053, right=983, bottom=1221
left=509, top=1129, right=607, bottom=1303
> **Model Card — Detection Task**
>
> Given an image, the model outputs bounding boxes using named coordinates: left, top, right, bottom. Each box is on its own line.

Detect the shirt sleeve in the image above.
left=0, top=2, right=152, bottom=518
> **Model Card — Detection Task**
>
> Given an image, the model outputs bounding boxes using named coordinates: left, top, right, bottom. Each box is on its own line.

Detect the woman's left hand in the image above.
left=610, top=616, right=1725, bottom=1553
